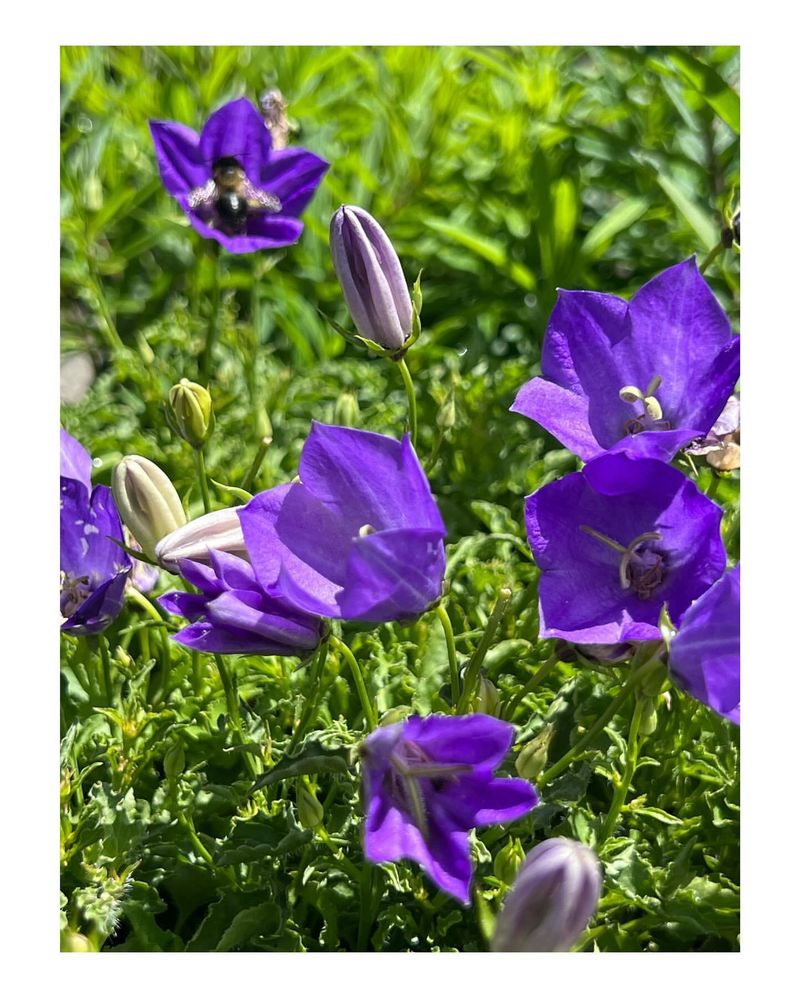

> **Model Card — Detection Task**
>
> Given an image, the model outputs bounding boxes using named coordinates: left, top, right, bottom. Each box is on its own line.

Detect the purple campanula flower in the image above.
left=361, top=714, right=538, bottom=904
left=511, top=258, right=740, bottom=462
left=491, top=838, right=602, bottom=952
left=239, top=423, right=446, bottom=623
left=149, top=97, right=328, bottom=254
left=669, top=564, right=740, bottom=724
left=330, top=206, right=413, bottom=352
left=526, top=453, right=726, bottom=644
left=158, top=550, right=324, bottom=656
left=60, top=429, right=132, bottom=635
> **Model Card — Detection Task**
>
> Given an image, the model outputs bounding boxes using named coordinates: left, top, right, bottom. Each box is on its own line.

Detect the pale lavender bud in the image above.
left=330, top=205, right=413, bottom=352
left=491, top=838, right=602, bottom=952
left=155, top=507, right=247, bottom=573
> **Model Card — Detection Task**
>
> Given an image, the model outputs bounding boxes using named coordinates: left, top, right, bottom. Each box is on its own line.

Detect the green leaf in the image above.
left=249, top=741, right=352, bottom=792
left=216, top=901, right=281, bottom=952
left=581, top=197, right=649, bottom=256
left=666, top=49, right=740, bottom=134
left=427, top=217, right=536, bottom=291
left=656, top=173, right=718, bottom=251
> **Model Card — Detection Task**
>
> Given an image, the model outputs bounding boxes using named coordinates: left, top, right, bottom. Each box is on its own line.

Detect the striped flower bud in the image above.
left=155, top=507, right=247, bottom=573
left=491, top=838, right=602, bottom=952
left=112, top=456, right=186, bottom=560
left=167, top=378, right=214, bottom=449
left=330, top=205, right=413, bottom=352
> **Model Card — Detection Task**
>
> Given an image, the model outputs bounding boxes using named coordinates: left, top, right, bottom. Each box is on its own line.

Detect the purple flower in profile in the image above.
left=669, top=564, right=740, bottom=724
left=149, top=97, right=328, bottom=254
left=158, top=550, right=324, bottom=656
left=526, top=453, right=726, bottom=644
left=239, top=423, right=446, bottom=622
left=60, top=429, right=131, bottom=635
left=511, top=258, right=740, bottom=462
left=361, top=714, right=538, bottom=904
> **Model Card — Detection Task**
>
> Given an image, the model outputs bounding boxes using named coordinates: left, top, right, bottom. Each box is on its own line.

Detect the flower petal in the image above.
left=403, top=713, right=515, bottom=769
left=199, top=97, right=271, bottom=186
left=60, top=428, right=92, bottom=493
left=260, top=147, right=329, bottom=217
left=436, top=774, right=538, bottom=828
left=149, top=120, right=206, bottom=198
left=61, top=569, right=130, bottom=636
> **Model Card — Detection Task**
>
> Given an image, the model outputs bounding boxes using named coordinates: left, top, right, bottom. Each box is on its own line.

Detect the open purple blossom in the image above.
left=511, top=258, right=740, bottom=462
left=669, top=564, right=740, bottom=724
left=361, top=714, right=538, bottom=904
left=526, top=452, right=726, bottom=644
left=239, top=423, right=446, bottom=622
left=158, top=549, right=324, bottom=656
left=61, top=429, right=131, bottom=635
left=149, top=97, right=328, bottom=254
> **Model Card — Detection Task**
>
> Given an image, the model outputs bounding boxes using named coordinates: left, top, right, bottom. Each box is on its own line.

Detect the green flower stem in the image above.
left=194, top=447, right=212, bottom=514
left=357, top=864, right=373, bottom=951
left=330, top=635, right=376, bottom=730
left=435, top=603, right=460, bottom=708
left=126, top=586, right=173, bottom=703
left=200, top=244, right=221, bottom=381
left=599, top=695, right=645, bottom=843
left=456, top=586, right=513, bottom=713
left=537, top=653, right=662, bottom=787
left=241, top=435, right=272, bottom=493
left=317, top=825, right=362, bottom=881
left=214, top=653, right=241, bottom=728
left=706, top=473, right=721, bottom=501
left=98, top=636, right=114, bottom=706
left=287, top=642, right=329, bottom=752
left=88, top=265, right=126, bottom=355
left=396, top=356, right=418, bottom=448
left=699, top=241, right=724, bottom=275
left=503, top=651, right=560, bottom=721
left=177, top=812, right=237, bottom=887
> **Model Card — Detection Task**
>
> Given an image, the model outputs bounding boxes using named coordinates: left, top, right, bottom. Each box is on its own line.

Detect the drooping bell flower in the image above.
left=149, top=97, right=328, bottom=254
left=330, top=206, right=413, bottom=353
left=158, top=549, right=324, bottom=656
left=60, top=429, right=131, bottom=635
left=239, top=423, right=446, bottom=622
left=511, top=258, right=740, bottom=462
left=669, top=564, right=740, bottom=724
left=360, top=714, right=538, bottom=904
left=491, top=838, right=602, bottom=952
left=526, top=452, right=726, bottom=644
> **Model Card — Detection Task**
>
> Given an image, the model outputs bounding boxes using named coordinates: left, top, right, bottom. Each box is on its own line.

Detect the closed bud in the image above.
left=168, top=378, right=214, bottom=449
left=494, top=837, right=526, bottom=886
left=164, top=741, right=185, bottom=780
left=638, top=696, right=658, bottom=736
left=155, top=506, right=247, bottom=573
left=333, top=391, right=360, bottom=428
left=492, top=838, right=602, bottom=952
left=471, top=675, right=500, bottom=716
left=297, top=783, right=324, bottom=829
left=330, top=205, right=413, bottom=353
left=112, top=456, right=187, bottom=560
left=437, top=393, right=456, bottom=432
left=61, top=929, right=95, bottom=952
left=516, top=724, right=555, bottom=782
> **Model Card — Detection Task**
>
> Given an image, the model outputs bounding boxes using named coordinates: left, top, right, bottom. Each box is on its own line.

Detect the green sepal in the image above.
left=209, top=478, right=254, bottom=504
left=109, top=536, right=160, bottom=567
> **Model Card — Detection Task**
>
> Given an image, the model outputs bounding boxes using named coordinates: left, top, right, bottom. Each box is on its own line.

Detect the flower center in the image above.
left=619, top=375, right=672, bottom=436
left=580, top=526, right=667, bottom=599
left=386, top=740, right=472, bottom=841
left=60, top=570, right=92, bottom=618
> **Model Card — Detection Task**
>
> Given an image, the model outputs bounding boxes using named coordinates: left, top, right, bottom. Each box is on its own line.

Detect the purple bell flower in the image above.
left=669, top=564, right=740, bottom=724
left=511, top=258, right=740, bottom=462
left=60, top=429, right=132, bottom=635
left=330, top=205, right=413, bottom=352
left=158, top=550, right=324, bottom=656
left=239, top=423, right=446, bottom=623
left=526, top=453, right=727, bottom=644
left=361, top=714, right=538, bottom=904
left=491, top=838, right=602, bottom=952
left=149, top=97, right=328, bottom=254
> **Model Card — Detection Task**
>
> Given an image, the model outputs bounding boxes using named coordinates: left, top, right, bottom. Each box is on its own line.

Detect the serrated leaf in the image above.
left=216, top=901, right=281, bottom=952
left=249, top=741, right=352, bottom=792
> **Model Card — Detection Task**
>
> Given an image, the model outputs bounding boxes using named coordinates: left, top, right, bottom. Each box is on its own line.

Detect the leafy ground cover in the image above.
left=60, top=45, right=740, bottom=952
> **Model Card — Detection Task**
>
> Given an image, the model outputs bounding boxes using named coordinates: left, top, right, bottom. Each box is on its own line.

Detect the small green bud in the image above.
left=256, top=407, right=274, bottom=442
left=638, top=696, right=658, bottom=737
left=112, top=456, right=187, bottom=560
left=333, top=391, right=360, bottom=428
left=164, top=741, right=185, bottom=780
left=471, top=675, right=500, bottom=717
left=297, top=783, right=324, bottom=829
left=437, top=392, right=456, bottom=431
left=494, top=838, right=526, bottom=886
left=168, top=378, right=214, bottom=449
left=378, top=706, right=412, bottom=726
left=516, top=724, right=555, bottom=782
left=61, top=929, right=95, bottom=952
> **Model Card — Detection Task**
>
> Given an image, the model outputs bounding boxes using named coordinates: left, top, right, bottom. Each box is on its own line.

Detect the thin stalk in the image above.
left=177, top=812, right=237, bottom=887
left=317, top=825, right=362, bottom=881
left=599, top=696, right=645, bottom=843
left=330, top=635, right=376, bottom=730
left=538, top=653, right=662, bottom=787
left=456, top=587, right=513, bottom=713
left=435, top=604, right=460, bottom=708
left=241, top=435, right=272, bottom=493
left=699, top=241, right=724, bottom=275
left=88, top=267, right=126, bottom=354
left=357, top=864, right=373, bottom=952
left=200, top=244, right=221, bottom=380
left=98, top=636, right=114, bottom=706
left=287, top=642, right=329, bottom=752
left=504, top=652, right=559, bottom=721
left=194, top=447, right=212, bottom=514
left=396, top=356, right=418, bottom=448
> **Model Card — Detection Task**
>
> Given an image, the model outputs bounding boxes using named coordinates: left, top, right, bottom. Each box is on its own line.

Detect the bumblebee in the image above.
left=187, top=156, right=281, bottom=236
